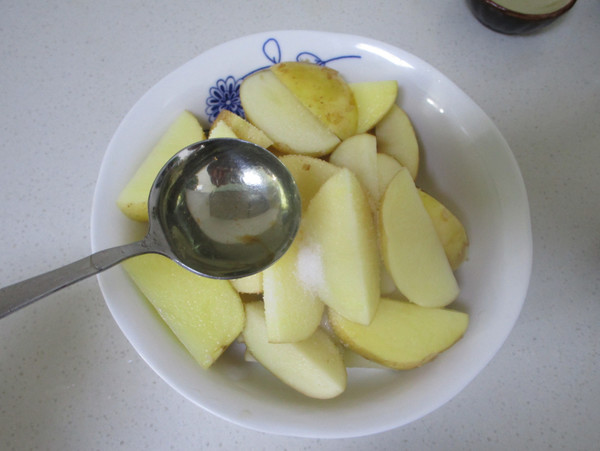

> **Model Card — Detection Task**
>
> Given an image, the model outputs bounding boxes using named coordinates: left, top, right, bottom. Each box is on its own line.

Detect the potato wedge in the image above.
left=375, top=158, right=469, bottom=269
left=376, top=153, right=403, bottom=202
left=379, top=169, right=459, bottom=307
left=302, top=169, right=380, bottom=324
left=329, top=298, right=468, bottom=370
left=208, top=119, right=238, bottom=139
left=116, top=111, right=205, bottom=222
left=349, top=80, right=398, bottom=134
left=270, top=61, right=358, bottom=140
left=329, top=133, right=379, bottom=210
left=230, top=272, right=263, bottom=294
left=240, top=70, right=340, bottom=156
left=211, top=109, right=273, bottom=148
left=419, top=190, right=469, bottom=270
left=342, top=347, right=387, bottom=369
left=279, top=154, right=341, bottom=212
left=376, top=104, right=419, bottom=180
left=243, top=301, right=346, bottom=399
left=262, top=235, right=325, bottom=343
left=122, top=254, right=244, bottom=369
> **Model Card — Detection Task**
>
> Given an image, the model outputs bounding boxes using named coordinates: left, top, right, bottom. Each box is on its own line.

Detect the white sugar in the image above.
left=295, top=241, right=325, bottom=296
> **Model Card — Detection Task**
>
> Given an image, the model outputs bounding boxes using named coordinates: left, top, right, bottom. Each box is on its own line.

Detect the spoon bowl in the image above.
left=0, top=138, right=301, bottom=318
left=150, top=138, right=301, bottom=278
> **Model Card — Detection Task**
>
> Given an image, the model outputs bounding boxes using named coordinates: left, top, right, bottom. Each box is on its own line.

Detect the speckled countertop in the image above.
left=1, top=1, right=598, bottom=450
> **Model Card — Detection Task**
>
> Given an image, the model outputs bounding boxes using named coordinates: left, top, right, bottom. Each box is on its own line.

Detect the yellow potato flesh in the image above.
left=230, top=272, right=263, bottom=294
left=279, top=154, right=340, bottom=212
left=207, top=119, right=238, bottom=139
left=375, top=156, right=469, bottom=271
left=210, top=109, right=273, bottom=148
left=243, top=301, right=346, bottom=399
left=240, top=70, right=340, bottom=156
left=116, top=111, right=205, bottom=222
left=270, top=61, right=358, bottom=140
left=376, top=104, right=420, bottom=180
left=329, top=133, right=379, bottom=211
left=349, top=80, right=398, bottom=134
left=262, top=235, right=325, bottom=343
left=329, top=298, right=469, bottom=370
left=379, top=169, right=459, bottom=307
left=122, top=254, right=244, bottom=369
left=302, top=169, right=380, bottom=325
left=376, top=153, right=403, bottom=202
left=419, top=191, right=469, bottom=270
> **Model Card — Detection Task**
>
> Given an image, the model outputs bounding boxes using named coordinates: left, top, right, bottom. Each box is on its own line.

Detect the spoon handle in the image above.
left=0, top=241, right=149, bottom=319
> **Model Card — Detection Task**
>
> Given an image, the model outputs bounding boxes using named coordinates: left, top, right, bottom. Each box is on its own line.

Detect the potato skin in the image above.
left=328, top=298, right=469, bottom=370
left=270, top=62, right=358, bottom=140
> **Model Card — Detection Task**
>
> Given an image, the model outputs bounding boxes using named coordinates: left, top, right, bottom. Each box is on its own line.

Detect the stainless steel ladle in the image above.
left=0, top=138, right=301, bottom=319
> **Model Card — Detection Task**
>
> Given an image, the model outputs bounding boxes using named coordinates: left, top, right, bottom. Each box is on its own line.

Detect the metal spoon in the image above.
left=0, top=138, right=301, bottom=319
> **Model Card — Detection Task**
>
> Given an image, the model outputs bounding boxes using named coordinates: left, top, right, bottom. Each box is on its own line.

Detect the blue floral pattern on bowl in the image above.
left=205, top=37, right=361, bottom=123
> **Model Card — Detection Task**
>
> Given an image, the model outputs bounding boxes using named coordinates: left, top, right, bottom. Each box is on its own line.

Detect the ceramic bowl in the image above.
left=467, top=0, right=577, bottom=34
left=91, top=30, right=532, bottom=438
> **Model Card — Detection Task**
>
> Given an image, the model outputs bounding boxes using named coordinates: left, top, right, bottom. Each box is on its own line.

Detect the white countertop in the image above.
left=1, top=1, right=598, bottom=449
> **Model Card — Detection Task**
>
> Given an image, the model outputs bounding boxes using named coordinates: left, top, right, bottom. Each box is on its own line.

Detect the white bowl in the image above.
left=91, top=30, right=532, bottom=438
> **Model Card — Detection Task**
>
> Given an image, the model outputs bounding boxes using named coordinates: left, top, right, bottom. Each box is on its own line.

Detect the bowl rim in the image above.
left=478, top=0, right=577, bottom=20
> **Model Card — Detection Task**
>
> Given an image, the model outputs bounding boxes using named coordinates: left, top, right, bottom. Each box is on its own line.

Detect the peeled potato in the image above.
left=376, top=104, right=419, bottom=180
left=122, top=254, right=244, bottom=369
left=329, top=133, right=379, bottom=210
left=349, top=80, right=398, bottom=134
left=262, top=235, right=325, bottom=343
left=230, top=272, right=263, bottom=294
left=279, top=154, right=341, bottom=212
left=376, top=153, right=403, bottom=203
left=302, top=169, right=380, bottom=325
left=116, top=111, right=205, bottom=222
left=379, top=169, right=459, bottom=308
left=243, top=301, right=346, bottom=399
